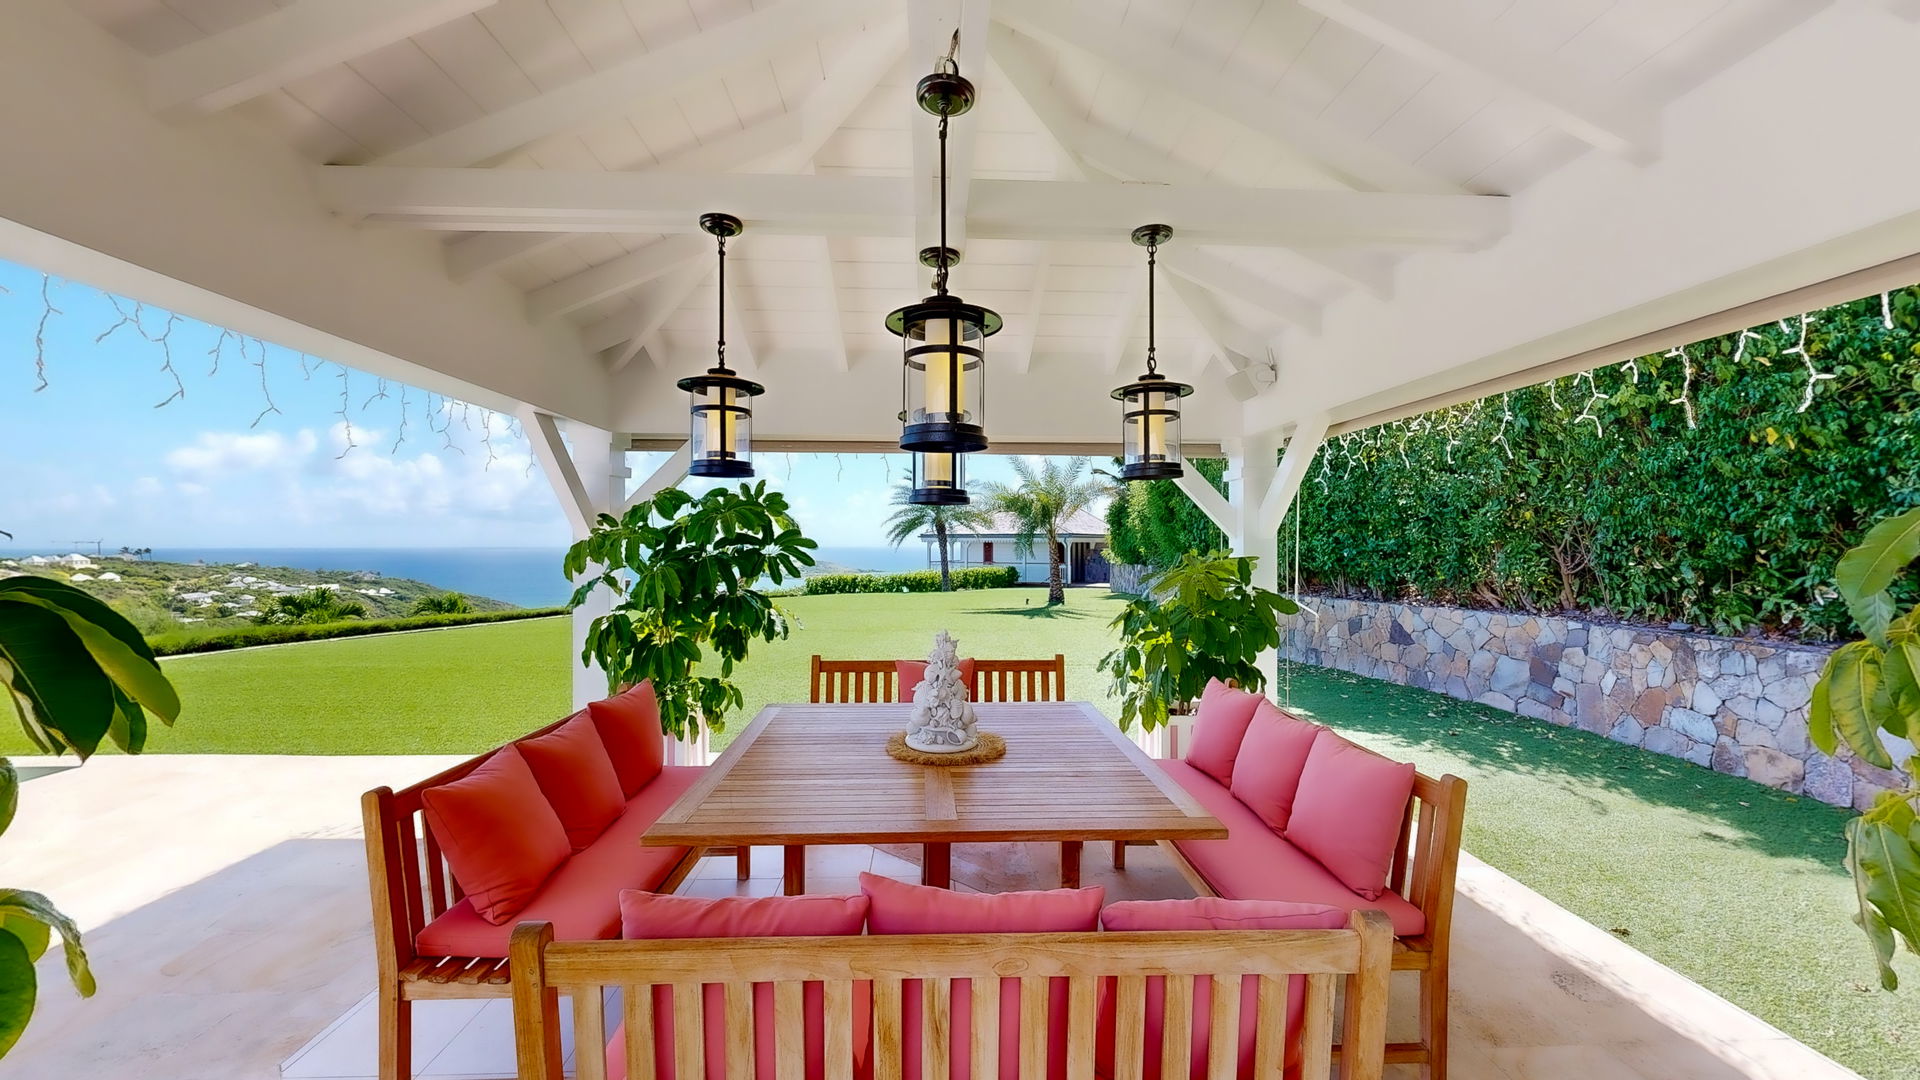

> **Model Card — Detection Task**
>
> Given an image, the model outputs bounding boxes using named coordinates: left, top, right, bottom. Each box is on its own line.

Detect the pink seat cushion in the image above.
left=1156, top=760, right=1425, bottom=936
left=1285, top=730, right=1416, bottom=900
left=516, top=714, right=627, bottom=850
left=1227, top=701, right=1322, bottom=831
left=589, top=682, right=667, bottom=796
left=1184, top=679, right=1262, bottom=786
left=895, top=658, right=976, bottom=703
left=862, top=872, right=1104, bottom=1080
left=419, top=744, right=572, bottom=925
left=416, top=767, right=701, bottom=957
left=607, top=892, right=872, bottom=1080
left=1097, top=899, right=1349, bottom=1080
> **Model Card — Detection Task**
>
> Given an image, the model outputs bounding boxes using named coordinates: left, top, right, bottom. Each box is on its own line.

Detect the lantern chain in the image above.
left=1145, top=236, right=1159, bottom=375
left=715, top=231, right=728, bottom=372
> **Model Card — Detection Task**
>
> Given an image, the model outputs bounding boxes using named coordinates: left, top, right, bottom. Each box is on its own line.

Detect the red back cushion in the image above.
left=1184, top=679, right=1262, bottom=785
left=516, top=714, right=626, bottom=850
left=861, top=872, right=1103, bottom=1080
left=588, top=682, right=666, bottom=796
left=419, top=745, right=571, bottom=925
left=1227, top=701, right=1323, bottom=831
left=1284, top=730, right=1417, bottom=900
left=1096, top=899, right=1349, bottom=1080
left=894, top=658, right=977, bottom=703
left=611, top=892, right=872, bottom=1080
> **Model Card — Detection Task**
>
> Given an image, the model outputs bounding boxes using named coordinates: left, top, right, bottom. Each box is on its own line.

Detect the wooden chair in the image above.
left=972, top=654, right=1067, bottom=702
left=1159, top=770, right=1468, bottom=1080
left=809, top=656, right=899, bottom=703
left=510, top=910, right=1394, bottom=1080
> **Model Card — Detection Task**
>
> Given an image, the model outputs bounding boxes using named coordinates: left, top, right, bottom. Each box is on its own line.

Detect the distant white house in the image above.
left=97, top=571, right=121, bottom=581
left=920, top=510, right=1110, bottom=586
left=70, top=572, right=93, bottom=582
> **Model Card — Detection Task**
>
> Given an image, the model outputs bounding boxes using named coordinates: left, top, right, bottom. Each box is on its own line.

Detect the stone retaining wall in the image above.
left=1108, top=563, right=1150, bottom=596
left=1280, top=595, right=1909, bottom=810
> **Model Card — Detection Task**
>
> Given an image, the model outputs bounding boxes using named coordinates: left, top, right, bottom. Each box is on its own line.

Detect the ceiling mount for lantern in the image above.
left=1113, top=224, right=1194, bottom=482
left=677, top=212, right=763, bottom=479
left=888, top=31, right=1000, bottom=457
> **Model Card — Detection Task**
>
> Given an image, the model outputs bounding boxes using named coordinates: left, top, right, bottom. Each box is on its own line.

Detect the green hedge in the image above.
left=1271, top=288, right=1920, bottom=642
left=801, top=566, right=1020, bottom=595
left=148, top=607, right=568, bottom=655
left=1106, top=457, right=1228, bottom=569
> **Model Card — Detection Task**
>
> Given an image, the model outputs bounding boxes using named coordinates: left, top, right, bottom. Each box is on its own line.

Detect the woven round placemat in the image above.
left=885, top=731, right=1006, bottom=766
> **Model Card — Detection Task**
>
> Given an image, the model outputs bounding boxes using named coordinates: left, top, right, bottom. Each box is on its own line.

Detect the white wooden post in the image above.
left=1223, top=415, right=1330, bottom=696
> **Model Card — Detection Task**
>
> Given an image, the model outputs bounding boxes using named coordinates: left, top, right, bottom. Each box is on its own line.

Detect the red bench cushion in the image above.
left=1184, top=679, right=1262, bottom=786
left=420, top=744, right=571, bottom=925
left=862, top=872, right=1104, bottom=1080
left=1227, top=701, right=1322, bottom=831
left=589, top=682, right=667, bottom=796
left=1156, top=759, right=1425, bottom=936
left=1097, top=898, right=1349, bottom=1080
left=416, top=766, right=701, bottom=957
left=517, top=713, right=626, bottom=850
left=895, top=658, right=976, bottom=703
left=1285, top=730, right=1416, bottom=901
left=607, top=892, right=872, bottom=1080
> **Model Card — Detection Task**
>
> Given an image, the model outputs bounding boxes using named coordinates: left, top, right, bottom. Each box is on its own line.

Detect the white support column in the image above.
left=1223, top=416, right=1330, bottom=691
left=551, top=424, right=629, bottom=714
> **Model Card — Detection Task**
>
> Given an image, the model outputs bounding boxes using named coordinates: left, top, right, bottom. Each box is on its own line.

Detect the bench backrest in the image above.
left=509, top=911, right=1393, bottom=1080
left=809, top=655, right=1068, bottom=704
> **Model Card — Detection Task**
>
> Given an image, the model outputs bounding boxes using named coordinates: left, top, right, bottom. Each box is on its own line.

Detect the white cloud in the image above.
left=165, top=429, right=318, bottom=474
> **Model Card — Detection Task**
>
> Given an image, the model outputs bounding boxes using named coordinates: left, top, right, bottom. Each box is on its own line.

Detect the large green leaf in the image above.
left=0, top=892, right=91, bottom=999
left=0, top=759, right=14, bottom=836
left=1845, top=799, right=1920, bottom=990
left=0, top=928, right=34, bottom=1059
left=1836, top=507, right=1920, bottom=609
left=1850, top=590, right=1899, bottom=649
left=0, top=604, right=115, bottom=759
left=0, top=578, right=158, bottom=665
left=1810, top=651, right=1838, bottom=756
left=6, top=594, right=178, bottom=725
left=1827, top=642, right=1895, bottom=769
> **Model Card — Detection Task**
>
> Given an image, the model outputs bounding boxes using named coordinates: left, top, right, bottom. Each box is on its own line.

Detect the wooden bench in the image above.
left=509, top=910, right=1395, bottom=1080
left=361, top=711, right=744, bottom=1080
left=1156, top=768, right=1467, bottom=1080
left=810, top=655, right=1068, bottom=703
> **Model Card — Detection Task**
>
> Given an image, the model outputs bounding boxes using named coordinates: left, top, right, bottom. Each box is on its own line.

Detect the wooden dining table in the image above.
left=642, top=700, right=1227, bottom=893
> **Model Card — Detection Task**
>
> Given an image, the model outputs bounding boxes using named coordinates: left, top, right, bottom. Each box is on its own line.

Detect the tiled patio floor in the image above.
left=0, top=755, right=1864, bottom=1080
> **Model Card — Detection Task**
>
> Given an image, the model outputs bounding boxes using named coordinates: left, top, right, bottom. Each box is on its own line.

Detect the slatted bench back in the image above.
left=1386, top=772, right=1468, bottom=951
left=510, top=912, right=1392, bottom=1080
left=810, top=656, right=1068, bottom=705
left=810, top=657, right=899, bottom=703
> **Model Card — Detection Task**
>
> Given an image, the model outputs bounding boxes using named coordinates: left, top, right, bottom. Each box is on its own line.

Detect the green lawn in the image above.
left=8, top=588, right=1915, bottom=1075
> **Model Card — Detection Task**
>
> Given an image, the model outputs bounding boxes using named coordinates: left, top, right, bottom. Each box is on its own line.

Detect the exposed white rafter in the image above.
left=1104, top=272, right=1146, bottom=374
left=1010, top=248, right=1050, bottom=375
left=527, top=235, right=707, bottom=323
left=1299, top=0, right=1660, bottom=160
left=816, top=236, right=851, bottom=372
left=1258, top=413, right=1332, bottom=536
left=622, top=443, right=691, bottom=513
left=908, top=0, right=991, bottom=255
left=1164, top=274, right=1265, bottom=374
left=371, top=0, right=887, bottom=167
left=519, top=408, right=595, bottom=536
left=147, top=0, right=497, bottom=115
left=1161, top=248, right=1321, bottom=335
left=993, top=3, right=1465, bottom=195
left=1172, top=468, right=1234, bottom=535
left=445, top=232, right=568, bottom=282
left=317, top=168, right=1508, bottom=248
left=594, top=259, right=711, bottom=369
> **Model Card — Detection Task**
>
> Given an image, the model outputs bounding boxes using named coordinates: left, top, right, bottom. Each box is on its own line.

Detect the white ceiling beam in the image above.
left=318, top=168, right=1508, bottom=248
left=908, top=0, right=991, bottom=255
left=1164, top=275, right=1269, bottom=399
left=1160, top=248, right=1321, bottom=334
left=993, top=5, right=1464, bottom=195
left=147, top=0, right=496, bottom=115
left=445, top=232, right=568, bottom=282
left=1877, top=0, right=1920, bottom=20
left=816, top=236, right=851, bottom=372
left=1010, top=248, right=1050, bottom=375
left=592, top=260, right=711, bottom=368
left=372, top=0, right=888, bottom=167
left=527, top=235, right=707, bottom=323
left=1104, top=273, right=1146, bottom=374
left=519, top=407, right=595, bottom=537
left=1299, top=0, right=1659, bottom=160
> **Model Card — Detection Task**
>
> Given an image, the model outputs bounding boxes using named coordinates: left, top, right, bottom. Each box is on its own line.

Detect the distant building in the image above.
left=920, top=510, right=1110, bottom=585
left=97, top=571, right=121, bottom=581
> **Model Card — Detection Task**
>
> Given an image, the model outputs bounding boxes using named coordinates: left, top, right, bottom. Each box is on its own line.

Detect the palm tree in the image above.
left=882, top=485, right=991, bottom=591
left=978, top=457, right=1105, bottom=605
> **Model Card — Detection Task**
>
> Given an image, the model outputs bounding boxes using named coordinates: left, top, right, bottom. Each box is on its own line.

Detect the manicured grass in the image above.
left=1276, top=661, right=1918, bottom=1080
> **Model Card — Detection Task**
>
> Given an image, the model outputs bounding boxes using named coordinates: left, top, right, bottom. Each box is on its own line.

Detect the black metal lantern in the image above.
left=677, top=213, right=763, bottom=478
left=901, top=421, right=970, bottom=505
left=1112, top=224, right=1194, bottom=481
left=887, top=37, right=1000, bottom=455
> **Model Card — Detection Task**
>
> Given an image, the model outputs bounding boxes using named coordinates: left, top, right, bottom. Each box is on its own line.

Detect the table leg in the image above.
left=783, top=845, right=806, bottom=896
left=922, top=842, right=952, bottom=889
left=1060, top=841, right=1083, bottom=889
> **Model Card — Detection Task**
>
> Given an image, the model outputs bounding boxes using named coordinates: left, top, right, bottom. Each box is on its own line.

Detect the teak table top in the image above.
left=642, top=701, right=1226, bottom=848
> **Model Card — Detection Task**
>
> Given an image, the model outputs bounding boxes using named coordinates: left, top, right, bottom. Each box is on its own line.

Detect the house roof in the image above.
left=921, top=509, right=1107, bottom=541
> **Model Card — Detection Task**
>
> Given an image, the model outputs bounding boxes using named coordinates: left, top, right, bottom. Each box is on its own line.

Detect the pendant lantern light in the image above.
left=888, top=33, right=1001, bottom=455
left=677, top=213, right=763, bottom=478
left=903, top=439, right=970, bottom=505
left=1112, top=224, right=1194, bottom=481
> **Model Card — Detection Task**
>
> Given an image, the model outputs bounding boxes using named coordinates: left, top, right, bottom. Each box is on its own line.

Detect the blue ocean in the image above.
left=9, top=545, right=930, bottom=608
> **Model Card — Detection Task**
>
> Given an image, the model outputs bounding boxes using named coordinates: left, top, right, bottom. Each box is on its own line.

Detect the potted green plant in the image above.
left=565, top=482, right=816, bottom=740
left=1099, top=550, right=1299, bottom=732
left=0, top=575, right=181, bottom=1057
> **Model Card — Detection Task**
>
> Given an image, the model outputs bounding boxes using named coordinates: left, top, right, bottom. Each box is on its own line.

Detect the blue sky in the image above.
left=0, top=258, right=1052, bottom=552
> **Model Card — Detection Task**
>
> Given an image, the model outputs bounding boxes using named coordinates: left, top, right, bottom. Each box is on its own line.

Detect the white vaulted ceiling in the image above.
left=19, top=0, right=1920, bottom=446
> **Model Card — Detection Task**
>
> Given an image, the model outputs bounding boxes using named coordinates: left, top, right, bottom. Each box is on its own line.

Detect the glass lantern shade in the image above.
left=889, top=295, right=999, bottom=453
left=907, top=450, right=969, bottom=505
left=677, top=368, right=764, bottom=478
left=1112, top=372, right=1193, bottom=481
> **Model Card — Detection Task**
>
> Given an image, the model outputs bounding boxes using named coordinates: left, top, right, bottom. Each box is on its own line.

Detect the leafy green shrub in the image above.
left=802, top=567, right=1018, bottom=595
left=253, top=587, right=368, bottom=625
left=149, top=607, right=565, bottom=655
left=1106, top=458, right=1228, bottom=569
left=412, top=592, right=473, bottom=616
